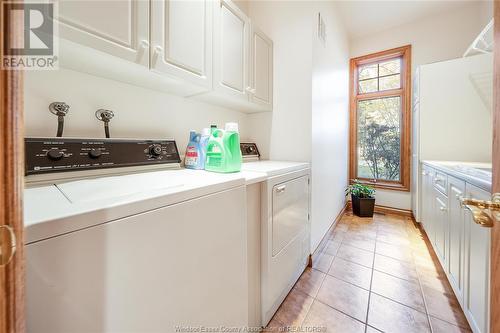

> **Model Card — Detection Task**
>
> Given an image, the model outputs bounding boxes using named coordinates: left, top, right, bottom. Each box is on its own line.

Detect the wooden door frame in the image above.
left=1, top=0, right=25, bottom=332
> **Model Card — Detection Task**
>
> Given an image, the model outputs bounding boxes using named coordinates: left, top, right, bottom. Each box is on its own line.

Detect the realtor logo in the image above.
left=2, top=1, right=58, bottom=70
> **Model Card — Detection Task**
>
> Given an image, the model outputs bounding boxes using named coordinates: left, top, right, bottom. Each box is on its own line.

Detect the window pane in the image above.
left=358, top=64, right=378, bottom=80
left=357, top=97, right=401, bottom=181
left=379, top=58, right=400, bottom=76
left=359, top=78, right=378, bottom=93
left=379, top=74, right=401, bottom=91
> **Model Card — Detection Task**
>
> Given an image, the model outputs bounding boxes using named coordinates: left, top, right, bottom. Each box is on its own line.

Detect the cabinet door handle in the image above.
left=422, top=171, right=427, bottom=176
left=0, top=225, right=16, bottom=267
left=152, top=45, right=163, bottom=66
left=136, top=39, right=150, bottom=63
left=275, top=185, right=286, bottom=194
left=140, top=39, right=150, bottom=50
left=439, top=206, right=447, bottom=211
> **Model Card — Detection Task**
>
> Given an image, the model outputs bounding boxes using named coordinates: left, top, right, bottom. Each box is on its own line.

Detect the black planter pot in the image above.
left=351, top=194, right=375, bottom=217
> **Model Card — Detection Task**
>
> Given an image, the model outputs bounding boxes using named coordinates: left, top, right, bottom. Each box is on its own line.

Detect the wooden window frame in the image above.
left=349, top=45, right=412, bottom=191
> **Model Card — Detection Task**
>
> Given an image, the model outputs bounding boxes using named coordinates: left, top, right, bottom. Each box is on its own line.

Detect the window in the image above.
left=349, top=45, right=411, bottom=191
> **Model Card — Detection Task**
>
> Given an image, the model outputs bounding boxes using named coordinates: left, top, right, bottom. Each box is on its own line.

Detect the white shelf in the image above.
left=463, top=19, right=494, bottom=57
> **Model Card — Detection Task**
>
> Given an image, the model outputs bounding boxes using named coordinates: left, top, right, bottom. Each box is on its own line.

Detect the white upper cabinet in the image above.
left=57, top=0, right=150, bottom=67
left=213, top=0, right=250, bottom=101
left=57, top=0, right=273, bottom=111
left=249, top=25, right=273, bottom=110
left=150, top=0, right=213, bottom=90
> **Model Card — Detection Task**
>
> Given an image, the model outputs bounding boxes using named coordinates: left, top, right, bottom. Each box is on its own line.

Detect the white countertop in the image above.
left=242, top=160, right=310, bottom=176
left=422, top=160, right=492, bottom=192
left=24, top=167, right=273, bottom=244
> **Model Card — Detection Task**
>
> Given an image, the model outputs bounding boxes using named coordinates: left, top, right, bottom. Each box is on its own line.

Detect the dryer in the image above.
left=241, top=144, right=310, bottom=326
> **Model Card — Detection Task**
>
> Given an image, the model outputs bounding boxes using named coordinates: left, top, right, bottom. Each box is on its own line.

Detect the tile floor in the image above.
left=264, top=211, right=471, bottom=333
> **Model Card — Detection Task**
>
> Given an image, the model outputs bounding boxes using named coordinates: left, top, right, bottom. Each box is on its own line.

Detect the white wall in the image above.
left=24, top=69, right=250, bottom=152
left=247, top=1, right=350, bottom=252
left=349, top=1, right=492, bottom=210
left=350, top=1, right=491, bottom=71
left=310, top=3, right=350, bottom=252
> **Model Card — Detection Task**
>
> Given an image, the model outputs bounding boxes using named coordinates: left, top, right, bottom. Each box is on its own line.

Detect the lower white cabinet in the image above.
left=421, top=164, right=490, bottom=333
left=464, top=184, right=491, bottom=333
left=433, top=188, right=448, bottom=265
left=421, top=166, right=435, bottom=243
left=447, top=176, right=466, bottom=301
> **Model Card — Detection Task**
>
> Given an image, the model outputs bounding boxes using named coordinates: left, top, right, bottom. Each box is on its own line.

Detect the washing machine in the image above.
left=24, top=137, right=249, bottom=332
left=240, top=143, right=311, bottom=326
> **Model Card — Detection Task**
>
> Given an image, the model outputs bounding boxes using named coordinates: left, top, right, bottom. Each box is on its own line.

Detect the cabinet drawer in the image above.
left=433, top=171, right=448, bottom=196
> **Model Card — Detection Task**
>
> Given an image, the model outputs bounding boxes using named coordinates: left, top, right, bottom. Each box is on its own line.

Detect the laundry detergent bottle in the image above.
left=205, top=122, right=242, bottom=173
left=184, top=130, right=203, bottom=169
left=199, top=128, right=211, bottom=169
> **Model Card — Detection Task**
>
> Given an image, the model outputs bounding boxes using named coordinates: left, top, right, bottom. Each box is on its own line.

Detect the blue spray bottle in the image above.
left=184, top=130, right=203, bottom=169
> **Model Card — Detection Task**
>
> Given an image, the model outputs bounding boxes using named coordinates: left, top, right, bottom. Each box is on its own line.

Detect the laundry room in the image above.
left=1, top=0, right=499, bottom=333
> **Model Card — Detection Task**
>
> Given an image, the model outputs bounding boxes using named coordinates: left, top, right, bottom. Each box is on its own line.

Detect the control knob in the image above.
left=47, top=149, right=64, bottom=161
left=246, top=146, right=255, bottom=154
left=150, top=144, right=163, bottom=157
left=88, top=149, right=102, bottom=159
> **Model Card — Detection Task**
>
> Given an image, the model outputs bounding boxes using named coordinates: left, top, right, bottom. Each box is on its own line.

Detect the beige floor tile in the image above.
left=430, top=316, right=472, bottom=333
left=336, top=244, right=374, bottom=268
left=270, top=288, right=314, bottom=328
left=316, top=275, right=369, bottom=322
left=303, top=300, right=365, bottom=333
left=377, top=233, right=411, bottom=247
left=328, top=257, right=372, bottom=290
left=423, top=286, right=469, bottom=328
left=294, top=267, right=326, bottom=298
left=342, top=234, right=376, bottom=252
left=323, top=239, right=342, bottom=256
left=330, top=229, right=346, bottom=243
left=371, top=270, right=426, bottom=312
left=311, top=252, right=334, bottom=273
left=374, top=254, right=419, bottom=283
left=375, top=241, right=414, bottom=263
left=368, top=293, right=430, bottom=333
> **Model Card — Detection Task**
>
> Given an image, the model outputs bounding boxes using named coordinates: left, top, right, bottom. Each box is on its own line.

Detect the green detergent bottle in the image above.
left=205, top=122, right=242, bottom=173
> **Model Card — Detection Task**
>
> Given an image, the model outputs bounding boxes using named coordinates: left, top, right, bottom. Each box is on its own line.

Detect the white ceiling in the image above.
left=335, top=0, right=477, bottom=40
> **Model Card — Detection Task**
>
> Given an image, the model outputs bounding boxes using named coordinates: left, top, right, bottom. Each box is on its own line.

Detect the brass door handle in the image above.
left=460, top=193, right=500, bottom=228
left=0, top=225, right=16, bottom=266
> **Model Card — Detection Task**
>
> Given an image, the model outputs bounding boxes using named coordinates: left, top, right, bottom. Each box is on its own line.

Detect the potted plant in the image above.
left=345, top=180, right=376, bottom=217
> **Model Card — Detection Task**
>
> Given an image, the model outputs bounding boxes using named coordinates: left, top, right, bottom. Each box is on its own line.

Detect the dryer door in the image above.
left=272, top=175, right=309, bottom=256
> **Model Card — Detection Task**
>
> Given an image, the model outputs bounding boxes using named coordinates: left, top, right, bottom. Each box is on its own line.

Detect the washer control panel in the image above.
left=240, top=142, right=260, bottom=158
left=25, top=137, right=181, bottom=175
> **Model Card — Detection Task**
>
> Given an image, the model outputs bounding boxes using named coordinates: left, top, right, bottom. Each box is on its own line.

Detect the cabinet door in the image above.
left=422, top=166, right=435, bottom=243
left=464, top=184, right=490, bottom=333
left=249, top=25, right=273, bottom=109
left=150, top=0, right=212, bottom=89
left=433, top=188, right=448, bottom=265
left=213, top=0, right=250, bottom=100
left=447, top=176, right=466, bottom=302
left=58, top=0, right=149, bottom=67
